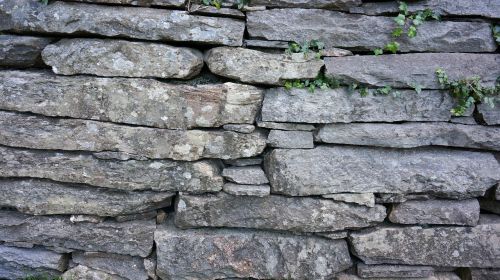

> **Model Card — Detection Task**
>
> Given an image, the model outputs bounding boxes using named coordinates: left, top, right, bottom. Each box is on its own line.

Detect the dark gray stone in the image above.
left=267, top=130, right=314, bottom=149
left=245, top=0, right=361, bottom=10
left=222, top=166, right=269, bottom=185
left=0, top=35, right=52, bottom=67
left=72, top=252, right=148, bottom=280
left=68, top=0, right=185, bottom=7
left=223, top=157, right=263, bottom=166
left=357, top=264, right=435, bottom=278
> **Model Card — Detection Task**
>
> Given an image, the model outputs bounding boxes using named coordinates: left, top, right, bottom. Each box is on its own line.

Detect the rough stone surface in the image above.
left=0, top=35, right=52, bottom=67
left=478, top=101, right=500, bottom=125
left=265, top=146, right=500, bottom=197
left=223, top=124, right=256, bottom=134
left=0, top=245, right=67, bottom=279
left=267, top=130, right=314, bottom=149
left=70, top=215, right=105, bottom=224
left=479, top=199, right=500, bottom=215
left=205, top=47, right=323, bottom=85
left=175, top=193, right=386, bottom=232
left=188, top=4, right=245, bottom=18
left=450, top=116, right=477, bottom=125
left=62, top=265, right=124, bottom=280
left=322, top=193, right=375, bottom=208
left=222, top=183, right=270, bottom=197
left=223, top=157, right=262, bottom=166
left=69, top=0, right=186, bottom=7
left=336, top=272, right=461, bottom=280
left=357, top=264, right=435, bottom=278
left=256, top=121, right=315, bottom=131
left=72, top=252, right=148, bottom=280
left=316, top=231, right=348, bottom=240
left=245, top=0, right=361, bottom=10
left=222, top=166, right=269, bottom=185
left=376, top=193, right=434, bottom=204
left=466, top=268, right=500, bottom=280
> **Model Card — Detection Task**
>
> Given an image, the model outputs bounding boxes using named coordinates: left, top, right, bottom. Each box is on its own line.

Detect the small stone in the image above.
left=62, top=265, right=124, bottom=280
left=222, top=166, right=269, bottom=185
left=319, top=48, right=353, bottom=57
left=71, top=0, right=185, bottom=7
left=70, top=215, right=105, bottom=224
left=222, top=183, right=270, bottom=197
left=478, top=101, right=500, bottom=125
left=245, top=0, right=361, bottom=10
left=223, top=157, right=263, bottom=166
left=156, top=210, right=168, bottom=224
left=223, top=124, right=256, bottom=133
left=72, top=251, right=149, bottom=280
left=187, top=4, right=245, bottom=18
left=114, top=211, right=158, bottom=223
left=335, top=272, right=461, bottom=280
left=267, top=130, right=314, bottom=149
left=316, top=231, right=348, bottom=240
left=256, top=121, right=316, bottom=131
left=244, top=39, right=289, bottom=49
left=322, top=193, right=375, bottom=207
left=0, top=35, right=52, bottom=67
left=357, top=264, right=435, bottom=278
left=144, top=257, right=157, bottom=280
left=376, top=193, right=434, bottom=204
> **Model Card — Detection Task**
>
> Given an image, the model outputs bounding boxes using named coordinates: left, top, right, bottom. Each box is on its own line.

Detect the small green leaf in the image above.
left=412, top=84, right=423, bottom=94
left=384, top=42, right=400, bottom=54
left=407, top=25, right=417, bottom=38
left=398, top=1, right=409, bottom=15
left=392, top=27, right=404, bottom=37
left=394, top=14, right=406, bottom=26
left=373, top=48, right=384, bottom=56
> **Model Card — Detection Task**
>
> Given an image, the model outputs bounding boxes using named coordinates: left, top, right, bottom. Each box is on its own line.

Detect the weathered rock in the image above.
left=267, top=130, right=314, bottom=149
left=0, top=210, right=155, bottom=257
left=0, top=111, right=267, bottom=161
left=155, top=221, right=353, bottom=280
left=478, top=101, right=500, bottom=125
left=223, top=124, right=255, bottom=133
left=222, top=166, right=269, bottom=185
left=0, top=0, right=244, bottom=46
left=115, top=211, right=158, bottom=223
left=143, top=256, right=157, bottom=280
left=247, top=9, right=496, bottom=52
left=0, top=178, right=174, bottom=216
left=222, top=183, right=270, bottom=197
left=0, top=70, right=263, bottom=129
left=70, top=215, right=105, bottom=224
left=322, top=193, right=375, bottom=208
left=325, top=53, right=500, bottom=89
left=244, top=0, right=361, bottom=10
left=349, top=214, right=500, bottom=267
left=0, top=245, right=67, bottom=279
left=62, top=265, right=125, bottom=280
left=0, top=146, right=223, bottom=192
left=450, top=116, right=477, bottom=125
left=376, top=193, right=434, bottom=204
left=72, top=252, right=149, bottom=280
left=357, top=264, right=435, bottom=278
left=187, top=4, right=245, bottom=18
left=205, top=47, right=323, bottom=85
left=42, top=39, right=203, bottom=79
left=316, top=123, right=500, bottom=151
left=257, top=121, right=315, bottom=131
left=69, top=0, right=185, bottom=7
left=175, top=193, right=386, bottom=232
left=223, top=157, right=263, bottom=166
left=316, top=231, right=348, bottom=240
left=265, top=146, right=500, bottom=197
left=336, top=272, right=461, bottom=280
left=464, top=268, right=500, bottom=280
left=0, top=35, right=52, bottom=67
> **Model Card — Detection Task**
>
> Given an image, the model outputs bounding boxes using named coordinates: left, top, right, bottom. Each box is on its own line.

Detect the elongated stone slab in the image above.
left=245, top=0, right=361, bottom=10
left=0, top=146, right=223, bottom=192
left=62, top=265, right=124, bottom=280
left=72, top=252, right=148, bottom=280
left=175, top=193, right=386, bottom=232
left=155, top=221, right=353, bottom=280
left=337, top=272, right=460, bottom=280
left=205, top=47, right=323, bottom=85
left=247, top=9, right=496, bottom=52
left=0, top=0, right=244, bottom=46
left=0, top=210, right=155, bottom=257
left=222, top=166, right=269, bottom=185
left=325, top=53, right=500, bottom=89
left=0, top=35, right=52, bottom=67
left=357, top=264, right=435, bottom=278
left=316, top=123, right=500, bottom=151
left=349, top=214, right=500, bottom=267
left=69, top=0, right=185, bottom=7
left=0, top=70, right=263, bottom=129
left=265, top=146, right=500, bottom=197
left=0, top=111, right=266, bottom=161
left=267, top=130, right=314, bottom=149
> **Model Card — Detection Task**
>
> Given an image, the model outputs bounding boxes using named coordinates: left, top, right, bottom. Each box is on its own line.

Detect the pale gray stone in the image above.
left=72, top=252, right=148, bottom=280
left=187, top=4, right=245, bottom=18
left=222, top=166, right=269, bottom=185
left=68, top=0, right=186, bottom=7
left=223, top=157, right=263, bottom=166
left=222, top=183, right=270, bottom=197
left=143, top=257, right=157, bottom=280
left=62, top=265, right=125, bottom=280
left=450, top=116, right=477, bottom=125
left=0, top=35, right=52, bottom=67
left=257, top=121, right=315, bottom=131
left=267, top=130, right=314, bottom=149
left=320, top=47, right=353, bottom=57
left=244, top=39, right=289, bottom=49
left=478, top=101, right=500, bottom=125
left=322, top=193, right=375, bottom=207
left=223, top=124, right=256, bottom=134
left=70, top=215, right=105, bottom=224
left=376, top=193, right=434, bottom=204
left=357, top=264, right=435, bottom=278
left=316, top=231, right=348, bottom=240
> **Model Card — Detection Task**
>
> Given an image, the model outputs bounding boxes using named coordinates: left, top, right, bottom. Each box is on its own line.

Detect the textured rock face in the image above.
left=155, top=222, right=353, bottom=280
left=0, top=245, right=67, bottom=279
left=72, top=252, right=148, bottom=280
left=466, top=268, right=500, bottom=280
left=0, top=35, right=51, bottom=67
left=222, top=166, right=269, bottom=185
left=222, top=183, right=271, bottom=197
left=70, top=0, right=185, bottom=7
left=336, top=272, right=461, bottom=280
left=265, top=146, right=500, bottom=197
left=478, top=102, right=500, bottom=125
left=205, top=47, right=323, bottom=85
left=0, top=0, right=245, bottom=46
left=247, top=9, right=496, bottom=52
left=322, top=193, right=375, bottom=208
left=42, top=39, right=203, bottom=79
left=175, top=193, right=386, bottom=232
left=267, top=130, right=314, bottom=149
left=325, top=53, right=500, bottom=89
left=247, top=0, right=361, bottom=10
left=357, top=264, right=435, bottom=278
left=349, top=215, right=500, bottom=267
left=62, top=265, right=124, bottom=280
left=256, top=121, right=315, bottom=131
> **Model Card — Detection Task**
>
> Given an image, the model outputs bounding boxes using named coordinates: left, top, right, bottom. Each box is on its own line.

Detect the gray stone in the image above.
left=205, top=47, right=324, bottom=85
left=479, top=199, right=500, bottom=215
left=349, top=214, right=500, bottom=267
left=155, top=221, right=353, bottom=280
left=322, top=193, right=375, bottom=207
left=265, top=146, right=500, bottom=197
left=0, top=70, right=263, bottom=129
left=223, top=124, right=255, bottom=134
left=0, top=0, right=244, bottom=46
left=223, top=157, right=263, bottom=166
left=62, top=265, right=125, bottom=280
left=247, top=9, right=496, bottom=52
left=375, top=193, right=434, bottom=204
left=336, top=272, right=461, bottom=280
left=450, top=116, right=477, bottom=125
left=222, top=183, right=270, bottom=197
left=42, top=39, right=203, bottom=79
left=0, top=245, right=67, bottom=279
left=244, top=39, right=290, bottom=49
left=0, top=210, right=155, bottom=257
left=245, top=0, right=361, bottom=10
left=175, top=193, right=386, bottom=232
left=478, top=101, right=500, bottom=125
left=70, top=215, right=105, bottom=224
left=320, top=48, right=353, bottom=57
left=465, top=268, right=500, bottom=280
left=357, top=264, right=434, bottom=278
left=0, top=146, right=223, bottom=193
left=316, top=231, right=348, bottom=240
left=222, top=166, right=269, bottom=185
left=72, top=252, right=148, bottom=280
left=325, top=53, right=500, bottom=89
left=257, top=121, right=315, bottom=131
left=68, top=0, right=185, bottom=7
left=0, top=178, right=174, bottom=216
left=143, top=257, right=157, bottom=280
left=114, top=211, right=158, bottom=223
left=187, top=4, right=245, bottom=18
left=267, top=130, right=314, bottom=149
left=0, top=35, right=52, bottom=67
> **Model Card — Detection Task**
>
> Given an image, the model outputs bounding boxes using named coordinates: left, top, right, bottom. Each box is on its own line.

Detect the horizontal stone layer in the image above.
left=0, top=35, right=51, bottom=67
left=213, top=0, right=362, bottom=10
left=357, top=264, right=435, bottom=278
left=337, top=272, right=460, bottom=280
left=222, top=183, right=271, bottom=197
left=62, top=265, right=123, bottom=280
left=222, top=166, right=269, bottom=185
left=72, top=252, right=148, bottom=280
left=264, top=146, right=500, bottom=197
left=68, top=0, right=185, bottom=7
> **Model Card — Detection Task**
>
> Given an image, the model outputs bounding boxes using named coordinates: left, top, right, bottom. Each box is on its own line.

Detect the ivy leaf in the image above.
left=412, top=84, right=423, bottom=94
left=394, top=14, right=406, bottom=26
left=359, top=87, right=369, bottom=97
left=413, top=14, right=424, bottom=26
left=373, top=48, right=384, bottom=56
left=398, top=1, right=409, bottom=15
left=384, top=42, right=400, bottom=54
left=407, top=25, right=417, bottom=38
left=392, top=27, right=404, bottom=37
left=375, top=85, right=392, bottom=95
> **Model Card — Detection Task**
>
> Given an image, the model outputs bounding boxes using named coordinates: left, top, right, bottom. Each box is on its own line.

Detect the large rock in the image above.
left=0, top=210, right=155, bottom=257
left=325, top=53, right=500, bottom=89
left=0, top=0, right=244, bottom=46
left=155, top=221, right=353, bottom=280
left=0, top=146, right=223, bottom=192
left=72, top=252, right=149, bottom=280
left=0, top=111, right=267, bottom=161
left=0, top=245, right=67, bottom=279
left=205, top=47, right=323, bottom=85
left=0, top=35, right=51, bottom=67
left=316, top=123, right=500, bottom=151
left=0, top=70, right=263, bottom=129
left=264, top=146, right=500, bottom=197
left=247, top=9, right=496, bottom=52
left=174, top=193, right=386, bottom=232
left=349, top=214, right=500, bottom=267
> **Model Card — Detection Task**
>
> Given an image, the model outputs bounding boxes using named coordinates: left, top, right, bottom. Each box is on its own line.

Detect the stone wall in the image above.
left=0, top=0, right=499, bottom=279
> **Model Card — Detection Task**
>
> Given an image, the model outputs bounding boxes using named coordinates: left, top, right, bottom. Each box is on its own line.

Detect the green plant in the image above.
left=284, top=73, right=340, bottom=93
left=493, top=25, right=500, bottom=45
left=285, top=40, right=325, bottom=59
left=202, top=0, right=222, bottom=9
left=237, top=0, right=250, bottom=9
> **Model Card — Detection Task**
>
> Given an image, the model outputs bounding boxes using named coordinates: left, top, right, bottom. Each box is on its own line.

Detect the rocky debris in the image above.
left=463, top=268, right=500, bottom=280
left=222, top=166, right=269, bottom=185
left=357, top=264, right=435, bottom=278
left=478, top=101, right=500, bottom=125
left=175, top=193, right=386, bottom=232
left=322, top=193, right=375, bottom=208
left=0, top=35, right=52, bottom=67
left=222, top=183, right=270, bottom=197
left=223, top=157, right=263, bottom=166
left=0, top=245, right=67, bottom=279
left=204, top=47, right=323, bottom=85
left=256, top=121, right=315, bottom=131
left=70, top=0, right=186, bottom=7
left=72, top=252, right=149, bottom=280
left=267, top=130, right=314, bottom=149
left=62, top=265, right=124, bottom=280
left=316, top=231, right=348, bottom=240
left=247, top=9, right=496, bottom=52
left=349, top=214, right=500, bottom=267
left=223, top=124, right=256, bottom=133
left=0, top=0, right=245, bottom=46
left=265, top=146, right=500, bottom=197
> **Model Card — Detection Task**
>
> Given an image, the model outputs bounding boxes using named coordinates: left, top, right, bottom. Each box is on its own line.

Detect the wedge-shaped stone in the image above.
left=247, top=9, right=496, bottom=52
left=357, top=264, right=435, bottom=278
left=205, top=47, right=323, bottom=85
left=316, top=123, right=500, bottom=151
left=0, top=0, right=244, bottom=46
left=175, top=193, right=386, bottom=232
left=0, top=111, right=266, bottom=161
left=72, top=252, right=148, bottom=280
left=0, top=210, right=155, bottom=257
left=478, top=101, right=500, bottom=125
left=349, top=215, right=500, bottom=267
left=323, top=193, right=375, bottom=208
left=222, top=166, right=269, bottom=185
left=325, top=53, right=500, bottom=89
left=0, top=146, right=223, bottom=192
left=265, top=146, right=500, bottom=197
left=0, top=35, right=52, bottom=67
left=155, top=221, right=353, bottom=280
left=0, top=70, right=263, bottom=129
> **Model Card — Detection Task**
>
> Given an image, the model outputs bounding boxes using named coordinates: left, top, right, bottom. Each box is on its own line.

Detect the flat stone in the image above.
left=349, top=214, right=500, bottom=267
left=0, top=178, right=174, bottom=216
left=264, top=146, right=500, bottom=197
left=247, top=9, right=496, bottom=52
left=322, top=193, right=375, bottom=207
left=244, top=39, right=289, bottom=49
left=188, top=4, right=245, bottom=19
left=0, top=210, right=155, bottom=257
left=257, top=121, right=315, bottom=131
left=316, top=231, right=348, bottom=240
left=450, top=116, right=477, bottom=125
left=320, top=47, right=353, bottom=57
left=114, top=211, right=158, bottom=223
left=357, top=264, right=435, bottom=278
left=155, top=221, right=353, bottom=280
left=0, top=35, right=52, bottom=67
left=62, top=265, right=124, bottom=280
left=223, top=124, right=255, bottom=134
left=244, top=0, right=361, bottom=10
left=175, top=193, right=386, bottom=232
left=0, top=0, right=244, bottom=46
left=205, top=47, right=324, bottom=85
left=325, top=53, right=500, bottom=89
left=42, top=39, right=203, bottom=79
left=69, top=0, right=186, bottom=7
left=70, top=215, right=105, bottom=224
left=72, top=252, right=148, bottom=280
left=376, top=193, right=434, bottom=204
left=267, top=130, right=314, bottom=149
left=222, top=183, right=270, bottom=197
left=222, top=166, right=269, bottom=185
left=336, top=272, right=461, bottom=280
left=0, top=146, right=223, bottom=193
left=479, top=199, right=500, bottom=215
left=478, top=101, right=500, bottom=125
left=223, top=157, right=263, bottom=166
left=465, top=268, right=500, bottom=280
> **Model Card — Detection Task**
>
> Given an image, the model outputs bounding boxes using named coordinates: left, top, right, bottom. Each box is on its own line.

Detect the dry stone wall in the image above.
left=0, top=0, right=499, bottom=279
